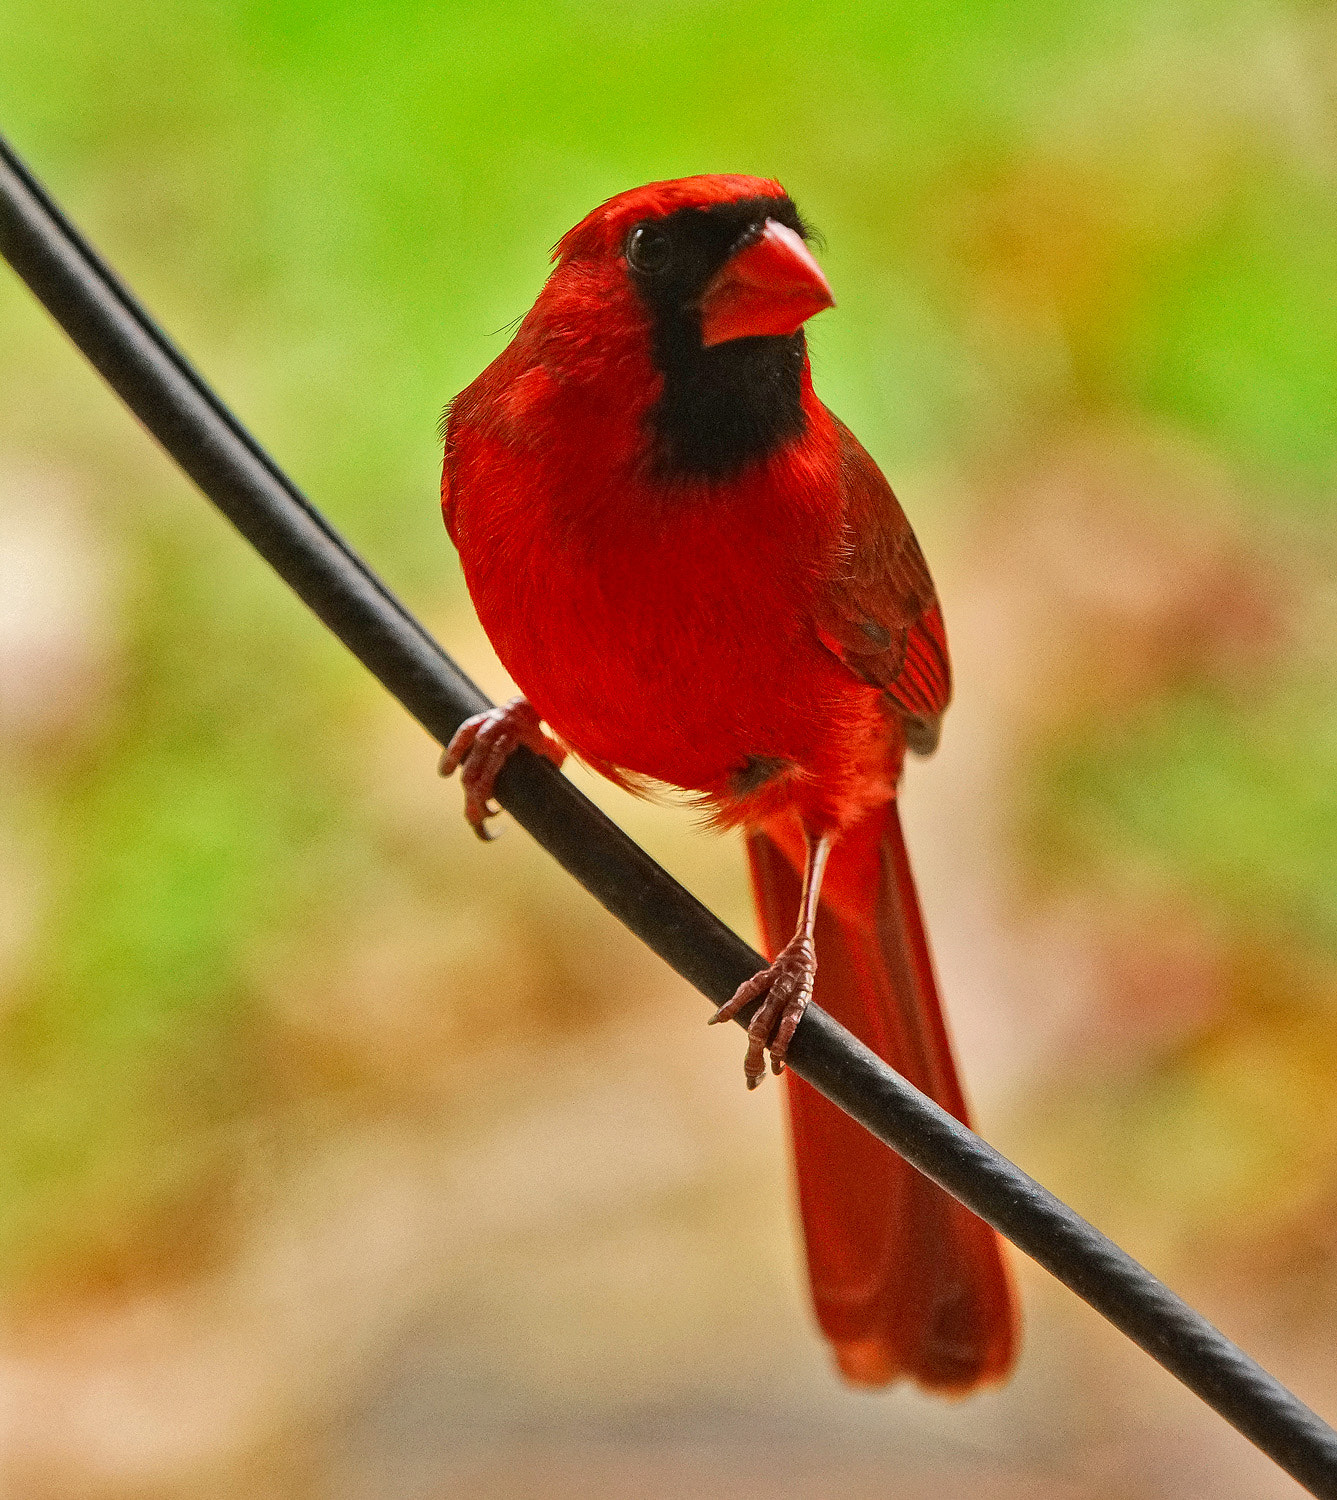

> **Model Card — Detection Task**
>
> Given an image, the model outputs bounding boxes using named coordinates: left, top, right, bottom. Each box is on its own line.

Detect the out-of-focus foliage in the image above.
left=1, top=1, right=1335, bottom=1496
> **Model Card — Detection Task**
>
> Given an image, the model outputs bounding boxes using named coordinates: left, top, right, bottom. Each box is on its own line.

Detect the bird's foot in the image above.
left=439, top=696, right=565, bottom=840
left=709, top=935, right=816, bottom=1089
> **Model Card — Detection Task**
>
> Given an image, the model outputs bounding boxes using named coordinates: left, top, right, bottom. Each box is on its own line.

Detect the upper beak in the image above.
left=697, top=219, right=835, bottom=348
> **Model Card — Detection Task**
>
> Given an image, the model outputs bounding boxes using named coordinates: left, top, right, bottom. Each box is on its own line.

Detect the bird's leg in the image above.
left=710, top=831, right=833, bottom=1089
left=439, top=695, right=566, bottom=840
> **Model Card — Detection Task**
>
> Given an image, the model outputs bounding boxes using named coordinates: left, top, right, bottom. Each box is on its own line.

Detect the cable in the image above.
left=3, top=129, right=1336, bottom=1498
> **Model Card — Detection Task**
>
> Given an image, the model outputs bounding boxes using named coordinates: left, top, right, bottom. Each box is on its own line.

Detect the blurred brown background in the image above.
left=2, top=1, right=1336, bottom=1496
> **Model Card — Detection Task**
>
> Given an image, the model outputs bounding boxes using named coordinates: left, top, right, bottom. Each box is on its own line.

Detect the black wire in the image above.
left=3, top=129, right=1336, bottom=1498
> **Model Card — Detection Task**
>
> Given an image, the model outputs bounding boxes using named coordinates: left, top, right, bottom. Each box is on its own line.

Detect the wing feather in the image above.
left=814, top=418, right=951, bottom=751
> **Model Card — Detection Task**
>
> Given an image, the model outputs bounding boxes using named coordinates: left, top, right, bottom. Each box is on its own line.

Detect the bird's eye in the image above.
left=626, top=224, right=673, bottom=276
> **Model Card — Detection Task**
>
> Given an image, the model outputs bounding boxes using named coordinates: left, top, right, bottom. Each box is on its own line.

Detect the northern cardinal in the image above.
left=439, top=175, right=1017, bottom=1390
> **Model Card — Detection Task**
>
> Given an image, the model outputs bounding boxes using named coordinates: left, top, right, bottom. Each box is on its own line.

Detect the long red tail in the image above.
left=747, top=801, right=1018, bottom=1392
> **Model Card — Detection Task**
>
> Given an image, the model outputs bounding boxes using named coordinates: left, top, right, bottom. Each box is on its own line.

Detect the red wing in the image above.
left=813, top=417, right=952, bottom=748
left=440, top=399, right=461, bottom=544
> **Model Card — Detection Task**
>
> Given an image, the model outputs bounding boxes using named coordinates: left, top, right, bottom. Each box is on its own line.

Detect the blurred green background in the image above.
left=1, top=1, right=1335, bottom=1496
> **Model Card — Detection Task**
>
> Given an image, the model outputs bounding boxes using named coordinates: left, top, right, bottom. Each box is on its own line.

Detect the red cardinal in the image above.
left=440, top=175, right=1017, bottom=1391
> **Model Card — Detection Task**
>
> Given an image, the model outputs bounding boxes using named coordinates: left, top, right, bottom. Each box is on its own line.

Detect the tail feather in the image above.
left=747, top=802, right=1018, bottom=1392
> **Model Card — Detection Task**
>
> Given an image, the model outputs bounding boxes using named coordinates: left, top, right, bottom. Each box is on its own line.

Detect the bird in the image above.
left=438, top=174, right=1018, bottom=1391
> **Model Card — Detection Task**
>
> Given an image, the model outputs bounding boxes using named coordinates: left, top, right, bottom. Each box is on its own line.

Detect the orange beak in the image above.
left=697, top=219, right=835, bottom=348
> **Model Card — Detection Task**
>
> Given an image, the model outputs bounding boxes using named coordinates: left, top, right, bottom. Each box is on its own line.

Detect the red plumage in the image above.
left=441, top=174, right=1018, bottom=1390
left=748, top=806, right=1015, bottom=1388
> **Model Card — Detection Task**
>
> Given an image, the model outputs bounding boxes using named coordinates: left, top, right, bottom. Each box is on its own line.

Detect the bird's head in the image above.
left=553, top=173, right=834, bottom=348
left=536, top=176, right=835, bottom=478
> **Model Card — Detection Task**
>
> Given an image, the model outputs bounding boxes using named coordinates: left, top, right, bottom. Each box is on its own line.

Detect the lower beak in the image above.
left=697, top=219, right=835, bottom=348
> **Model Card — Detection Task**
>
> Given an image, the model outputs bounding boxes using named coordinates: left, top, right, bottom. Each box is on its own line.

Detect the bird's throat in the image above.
left=646, top=326, right=808, bottom=480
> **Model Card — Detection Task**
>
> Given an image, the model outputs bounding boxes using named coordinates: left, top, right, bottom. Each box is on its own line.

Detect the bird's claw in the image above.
left=709, top=936, right=816, bottom=1089
left=439, top=696, right=565, bottom=840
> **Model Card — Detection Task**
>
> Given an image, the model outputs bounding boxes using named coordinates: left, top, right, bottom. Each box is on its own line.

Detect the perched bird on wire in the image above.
left=439, top=174, right=1017, bottom=1392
